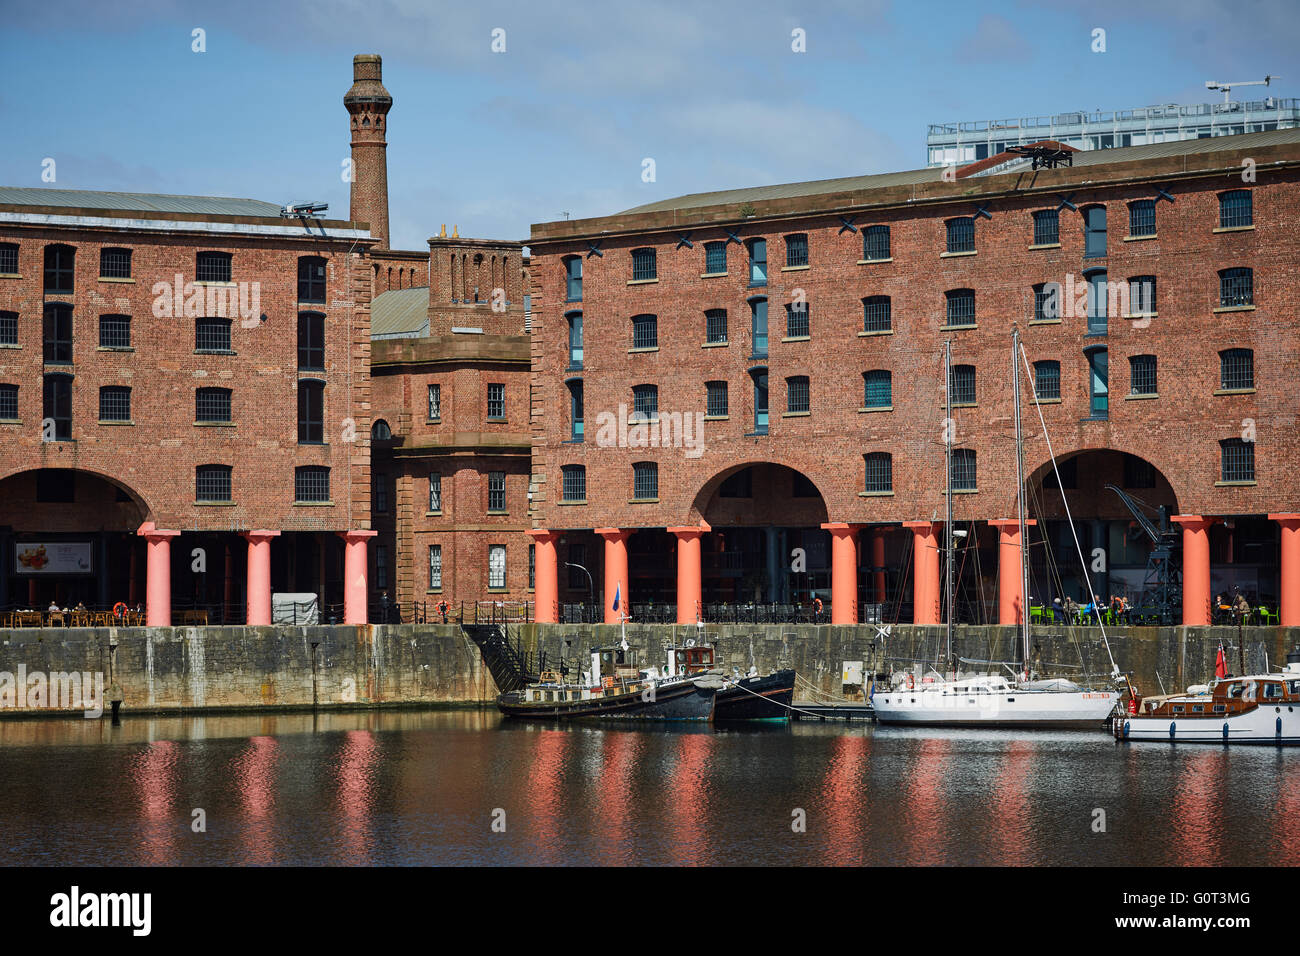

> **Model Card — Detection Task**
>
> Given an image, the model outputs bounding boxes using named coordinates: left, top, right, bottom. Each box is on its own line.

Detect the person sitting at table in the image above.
left=1052, top=597, right=1064, bottom=623
left=74, top=601, right=86, bottom=612
left=48, top=600, right=59, bottom=613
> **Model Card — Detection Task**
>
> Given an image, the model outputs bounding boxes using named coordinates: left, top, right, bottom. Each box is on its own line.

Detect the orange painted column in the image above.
left=990, top=519, right=1037, bottom=627
left=241, top=530, right=280, bottom=626
left=526, top=530, right=560, bottom=623
left=1269, top=514, right=1300, bottom=626
left=137, top=522, right=180, bottom=627
left=904, top=521, right=942, bottom=625
left=821, top=523, right=860, bottom=625
left=596, top=528, right=632, bottom=623
left=669, top=523, right=710, bottom=625
left=338, top=530, right=377, bottom=625
left=871, top=528, right=887, bottom=605
left=1172, top=516, right=1216, bottom=626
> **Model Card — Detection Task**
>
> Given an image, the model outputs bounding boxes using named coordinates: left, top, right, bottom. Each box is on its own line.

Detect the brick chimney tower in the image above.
left=344, top=54, right=392, bottom=249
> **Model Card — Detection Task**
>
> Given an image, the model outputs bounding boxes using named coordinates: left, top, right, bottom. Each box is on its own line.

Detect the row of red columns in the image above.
left=135, top=522, right=375, bottom=626
left=527, top=514, right=1300, bottom=628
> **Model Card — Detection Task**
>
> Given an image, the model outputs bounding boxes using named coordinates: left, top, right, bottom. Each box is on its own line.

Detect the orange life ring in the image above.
left=906, top=673, right=915, bottom=690
left=113, top=602, right=128, bottom=619
left=602, top=676, right=615, bottom=689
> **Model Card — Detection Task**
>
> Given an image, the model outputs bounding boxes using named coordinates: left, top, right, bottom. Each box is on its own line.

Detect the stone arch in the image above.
left=687, top=460, right=829, bottom=527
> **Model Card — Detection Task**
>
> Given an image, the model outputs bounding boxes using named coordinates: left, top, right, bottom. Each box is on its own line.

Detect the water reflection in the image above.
left=1, top=711, right=1297, bottom=866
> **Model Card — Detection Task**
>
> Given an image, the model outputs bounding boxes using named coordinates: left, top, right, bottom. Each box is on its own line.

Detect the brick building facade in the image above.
left=524, top=131, right=1300, bottom=629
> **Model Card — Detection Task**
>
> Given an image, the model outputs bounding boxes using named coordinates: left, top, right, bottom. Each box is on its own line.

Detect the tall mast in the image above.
left=1013, top=328, right=1031, bottom=680
left=945, top=339, right=954, bottom=676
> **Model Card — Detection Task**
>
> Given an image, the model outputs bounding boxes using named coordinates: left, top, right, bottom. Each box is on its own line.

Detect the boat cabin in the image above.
left=666, top=643, right=716, bottom=677
left=1139, top=673, right=1300, bottom=718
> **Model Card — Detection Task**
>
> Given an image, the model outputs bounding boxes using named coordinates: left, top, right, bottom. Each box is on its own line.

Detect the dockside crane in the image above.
left=1105, top=485, right=1181, bottom=624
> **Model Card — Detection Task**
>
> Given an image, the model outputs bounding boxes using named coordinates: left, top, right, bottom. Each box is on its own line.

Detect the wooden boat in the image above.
left=497, top=643, right=723, bottom=720
left=660, top=640, right=796, bottom=720
left=1113, top=655, right=1300, bottom=745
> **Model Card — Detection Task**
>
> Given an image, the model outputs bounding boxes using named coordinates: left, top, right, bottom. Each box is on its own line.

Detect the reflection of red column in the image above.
left=821, top=523, right=859, bottom=624
left=242, top=530, right=280, bottom=626
left=1269, top=514, right=1300, bottom=626
left=234, top=735, right=278, bottom=866
left=137, top=522, right=180, bottom=626
left=594, top=732, right=642, bottom=865
left=526, top=530, right=559, bottom=623
left=1171, top=751, right=1225, bottom=865
left=133, top=740, right=179, bottom=865
left=822, top=735, right=868, bottom=866
left=667, top=734, right=713, bottom=867
left=337, top=729, right=377, bottom=865
left=871, top=528, right=887, bottom=605
left=337, top=530, right=378, bottom=624
left=902, top=738, right=949, bottom=865
left=988, top=740, right=1031, bottom=866
left=596, top=528, right=631, bottom=623
left=904, top=521, right=942, bottom=625
left=669, top=524, right=709, bottom=624
left=1172, top=516, right=1216, bottom=626
left=990, top=519, right=1037, bottom=626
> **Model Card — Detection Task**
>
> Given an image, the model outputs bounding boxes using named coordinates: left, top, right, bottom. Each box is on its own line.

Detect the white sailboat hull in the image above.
left=873, top=688, right=1118, bottom=728
left=1115, top=703, right=1300, bottom=744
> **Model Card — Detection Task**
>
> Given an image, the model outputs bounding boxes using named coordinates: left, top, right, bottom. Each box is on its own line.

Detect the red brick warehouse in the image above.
left=524, top=131, right=1300, bottom=629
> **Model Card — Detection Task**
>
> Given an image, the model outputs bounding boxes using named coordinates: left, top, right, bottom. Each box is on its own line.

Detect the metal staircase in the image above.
left=461, top=621, right=539, bottom=693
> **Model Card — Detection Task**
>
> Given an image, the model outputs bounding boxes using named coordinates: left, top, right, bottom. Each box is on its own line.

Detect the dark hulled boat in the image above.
left=665, top=642, right=796, bottom=720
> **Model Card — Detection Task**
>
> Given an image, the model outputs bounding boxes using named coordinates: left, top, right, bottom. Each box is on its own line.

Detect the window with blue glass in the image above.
left=863, top=370, right=891, bottom=408
left=1085, top=270, right=1108, bottom=333
left=705, top=241, right=727, bottom=274
left=1128, top=200, right=1156, bottom=237
left=945, top=217, right=975, bottom=254
left=1083, top=205, right=1107, bottom=258
left=945, top=289, right=975, bottom=327
left=631, top=248, right=656, bottom=281
left=749, top=298, right=768, bottom=358
left=566, top=311, right=583, bottom=368
left=1219, top=190, right=1252, bottom=229
left=1087, top=348, right=1109, bottom=418
left=863, top=225, right=890, bottom=261
left=751, top=368, right=768, bottom=434
left=747, top=239, right=767, bottom=287
left=564, top=256, right=582, bottom=301
left=567, top=379, right=584, bottom=440
left=863, top=296, right=891, bottom=333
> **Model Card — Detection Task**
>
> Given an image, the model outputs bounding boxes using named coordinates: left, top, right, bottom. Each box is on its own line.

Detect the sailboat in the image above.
left=871, top=331, right=1122, bottom=728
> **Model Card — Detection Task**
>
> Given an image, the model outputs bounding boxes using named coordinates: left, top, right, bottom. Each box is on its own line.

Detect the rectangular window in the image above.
left=100, top=248, right=132, bottom=279
left=786, top=302, right=810, bottom=338
left=706, top=381, right=728, bottom=417
left=98, top=314, right=131, bottom=349
left=1128, top=200, right=1156, bottom=237
left=632, top=384, right=658, bottom=419
left=0, top=311, right=17, bottom=347
left=429, top=545, right=442, bottom=589
left=753, top=370, right=768, bottom=434
left=863, top=296, right=891, bottom=333
left=196, top=387, right=232, bottom=423
left=633, top=462, right=658, bottom=500
left=427, top=383, right=441, bottom=419
left=1220, top=349, right=1254, bottom=390
left=1220, top=440, right=1254, bottom=482
left=1129, top=355, right=1157, bottom=395
left=488, top=471, right=506, bottom=512
left=1084, top=206, right=1107, bottom=259
left=562, top=465, right=586, bottom=502
left=863, top=370, right=891, bottom=408
left=196, top=465, right=232, bottom=502
left=43, top=374, right=72, bottom=440
left=375, top=545, right=387, bottom=589
left=0, top=244, right=17, bottom=275
left=863, top=226, right=890, bottom=261
left=787, top=376, right=810, bottom=414
left=1129, top=277, right=1157, bottom=315
left=196, top=251, right=232, bottom=283
left=785, top=234, right=808, bottom=268
left=1086, top=272, right=1108, bottom=334
left=949, top=365, right=976, bottom=405
left=1220, top=268, right=1253, bottom=307
left=705, top=309, right=727, bottom=344
left=99, top=386, right=130, bottom=421
left=44, top=245, right=74, bottom=293
left=528, top=544, right=535, bottom=590
left=950, top=449, right=977, bottom=492
left=750, top=299, right=768, bottom=358
left=1034, top=283, right=1060, bottom=321
left=0, top=384, right=17, bottom=420
left=429, top=472, right=442, bottom=511
left=487, top=383, right=505, bottom=419
left=1032, top=209, right=1059, bottom=246
left=297, top=380, right=324, bottom=443
left=945, top=290, right=975, bottom=327
left=565, top=256, right=583, bottom=301
left=946, top=218, right=975, bottom=253
left=298, top=256, right=326, bottom=303
left=632, top=314, right=657, bottom=349
left=864, top=453, right=892, bottom=493
left=373, top=473, right=388, bottom=513
left=298, top=312, right=325, bottom=370
left=489, top=545, right=507, bottom=589
left=196, top=317, right=232, bottom=352
left=43, top=303, right=72, bottom=363
left=294, top=466, right=330, bottom=502
left=705, top=241, right=727, bottom=274
left=748, top=239, right=767, bottom=287
left=1088, top=349, right=1109, bottom=418
left=1034, top=361, right=1060, bottom=400
left=1220, top=190, right=1253, bottom=229
left=631, top=248, right=656, bottom=281
left=567, top=312, right=583, bottom=368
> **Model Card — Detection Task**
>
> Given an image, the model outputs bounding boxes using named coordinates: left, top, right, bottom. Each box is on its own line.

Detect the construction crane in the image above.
left=1106, top=485, right=1181, bottom=625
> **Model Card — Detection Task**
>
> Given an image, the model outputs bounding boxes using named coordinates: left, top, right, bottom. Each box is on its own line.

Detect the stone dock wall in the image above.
left=0, top=622, right=1297, bottom=717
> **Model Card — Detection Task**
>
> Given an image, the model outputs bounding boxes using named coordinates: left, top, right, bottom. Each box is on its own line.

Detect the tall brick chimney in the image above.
left=344, top=54, right=392, bottom=249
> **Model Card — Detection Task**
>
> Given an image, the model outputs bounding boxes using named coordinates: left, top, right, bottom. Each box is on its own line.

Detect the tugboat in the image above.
left=1114, top=650, right=1300, bottom=745
left=497, top=643, right=724, bottom=720
left=659, top=639, right=796, bottom=720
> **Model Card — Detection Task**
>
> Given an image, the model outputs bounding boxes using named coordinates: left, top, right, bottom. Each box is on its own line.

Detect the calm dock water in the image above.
left=1, top=710, right=1294, bottom=866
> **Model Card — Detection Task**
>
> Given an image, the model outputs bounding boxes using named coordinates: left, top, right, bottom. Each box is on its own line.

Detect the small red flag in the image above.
left=1215, top=644, right=1227, bottom=679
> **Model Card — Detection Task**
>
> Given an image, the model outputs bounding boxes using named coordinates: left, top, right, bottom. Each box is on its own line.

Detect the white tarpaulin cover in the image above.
left=272, top=592, right=319, bottom=626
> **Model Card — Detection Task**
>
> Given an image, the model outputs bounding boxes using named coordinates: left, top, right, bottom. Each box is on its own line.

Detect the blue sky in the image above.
left=2, top=0, right=1296, bottom=249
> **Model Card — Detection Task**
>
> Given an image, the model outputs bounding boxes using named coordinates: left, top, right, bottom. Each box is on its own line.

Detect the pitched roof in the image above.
left=370, top=287, right=430, bottom=339
left=0, top=186, right=285, bottom=218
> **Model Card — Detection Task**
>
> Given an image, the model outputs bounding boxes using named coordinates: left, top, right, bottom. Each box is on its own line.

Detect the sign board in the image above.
left=841, top=660, right=864, bottom=685
left=15, top=541, right=93, bottom=575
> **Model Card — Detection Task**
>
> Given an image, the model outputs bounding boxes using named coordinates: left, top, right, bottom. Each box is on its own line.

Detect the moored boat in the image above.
left=872, top=674, right=1117, bottom=728
left=658, top=639, right=796, bottom=720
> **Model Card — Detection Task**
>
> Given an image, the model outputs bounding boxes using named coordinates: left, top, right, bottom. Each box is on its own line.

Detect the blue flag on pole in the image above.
left=612, top=583, right=621, bottom=612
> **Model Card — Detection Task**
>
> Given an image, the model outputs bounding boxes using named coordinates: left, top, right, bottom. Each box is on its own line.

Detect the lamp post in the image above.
left=565, top=562, right=594, bottom=621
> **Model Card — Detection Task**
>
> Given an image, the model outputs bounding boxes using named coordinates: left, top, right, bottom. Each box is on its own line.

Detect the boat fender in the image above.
left=1169, top=721, right=1176, bottom=739
left=1223, top=722, right=1230, bottom=741
left=1122, top=720, right=1130, bottom=738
